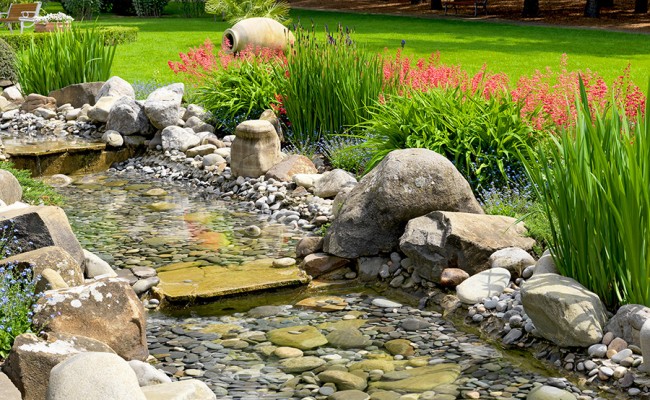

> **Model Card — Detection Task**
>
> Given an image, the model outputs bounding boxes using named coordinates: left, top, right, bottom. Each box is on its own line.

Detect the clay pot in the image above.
left=222, top=17, right=294, bottom=54
left=34, top=22, right=71, bottom=33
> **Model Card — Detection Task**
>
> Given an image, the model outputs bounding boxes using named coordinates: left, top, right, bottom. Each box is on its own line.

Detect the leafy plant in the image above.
left=16, top=25, right=116, bottom=95
left=0, top=224, right=40, bottom=358
left=280, top=23, right=385, bottom=149
left=178, top=0, right=205, bottom=17
left=520, top=80, right=650, bottom=309
left=132, top=0, right=169, bottom=16
left=61, top=0, right=102, bottom=19
left=360, top=88, right=542, bottom=192
left=170, top=39, right=286, bottom=133
left=204, top=0, right=290, bottom=25
left=479, top=183, right=551, bottom=256
left=0, top=37, right=16, bottom=83
left=319, top=135, right=371, bottom=177
left=0, top=162, right=64, bottom=206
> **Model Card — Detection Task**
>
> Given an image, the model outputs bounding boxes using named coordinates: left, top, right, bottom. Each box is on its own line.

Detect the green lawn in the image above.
left=32, top=3, right=650, bottom=88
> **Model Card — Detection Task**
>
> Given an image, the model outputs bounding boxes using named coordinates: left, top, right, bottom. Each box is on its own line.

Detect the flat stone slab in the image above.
left=295, top=296, right=348, bottom=312
left=155, top=258, right=310, bottom=302
left=4, top=139, right=105, bottom=156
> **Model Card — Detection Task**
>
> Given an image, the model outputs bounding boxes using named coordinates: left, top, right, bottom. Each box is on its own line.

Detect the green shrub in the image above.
left=132, top=0, right=169, bottom=16
left=96, top=26, right=139, bottom=45
left=520, top=81, right=650, bottom=309
left=0, top=38, right=17, bottom=83
left=359, top=88, right=543, bottom=192
left=0, top=32, right=49, bottom=51
left=178, top=0, right=206, bottom=17
left=205, top=0, right=289, bottom=24
left=320, top=135, right=371, bottom=177
left=1, top=26, right=136, bottom=51
left=16, top=26, right=116, bottom=95
left=190, top=46, right=286, bottom=133
left=280, top=23, right=385, bottom=149
left=62, top=0, right=102, bottom=19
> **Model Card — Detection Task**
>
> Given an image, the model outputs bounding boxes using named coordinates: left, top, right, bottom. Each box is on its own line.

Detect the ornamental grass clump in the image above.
left=280, top=23, right=386, bottom=148
left=0, top=223, right=41, bottom=358
left=520, top=80, right=650, bottom=309
left=16, top=26, right=116, bottom=95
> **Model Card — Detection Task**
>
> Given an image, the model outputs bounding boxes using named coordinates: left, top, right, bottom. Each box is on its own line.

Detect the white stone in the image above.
left=87, top=96, right=118, bottom=123
left=140, top=379, right=216, bottom=400
left=102, top=130, right=124, bottom=147
left=83, top=249, right=117, bottom=278
left=293, top=174, right=322, bottom=189
left=526, top=385, right=576, bottom=400
left=128, top=360, right=172, bottom=386
left=46, top=352, right=145, bottom=400
left=371, top=298, right=402, bottom=308
left=489, top=247, right=535, bottom=277
left=456, top=268, right=511, bottom=304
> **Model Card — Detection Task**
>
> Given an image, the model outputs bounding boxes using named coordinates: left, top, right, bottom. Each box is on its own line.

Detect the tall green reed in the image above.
left=521, top=80, right=650, bottom=309
left=17, top=26, right=116, bottom=95
left=280, top=22, right=385, bottom=149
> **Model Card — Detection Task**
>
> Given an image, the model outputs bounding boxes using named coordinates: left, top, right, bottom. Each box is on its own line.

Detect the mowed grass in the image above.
left=37, top=3, right=650, bottom=87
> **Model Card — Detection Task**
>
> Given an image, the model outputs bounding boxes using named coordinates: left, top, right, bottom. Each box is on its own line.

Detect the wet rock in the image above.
left=318, top=370, right=368, bottom=391
left=326, top=328, right=371, bottom=349
left=268, top=325, right=328, bottom=350
left=385, top=339, right=415, bottom=356
left=296, top=236, right=324, bottom=258
left=369, top=364, right=460, bottom=392
left=279, top=356, right=326, bottom=373
left=301, top=253, right=350, bottom=278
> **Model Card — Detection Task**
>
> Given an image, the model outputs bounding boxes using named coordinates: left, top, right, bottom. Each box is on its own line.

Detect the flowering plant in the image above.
left=34, top=13, right=74, bottom=23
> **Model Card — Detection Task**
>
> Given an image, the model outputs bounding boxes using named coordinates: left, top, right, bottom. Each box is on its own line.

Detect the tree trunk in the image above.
left=522, top=0, right=539, bottom=17
left=431, top=0, right=443, bottom=10
left=635, top=0, right=648, bottom=13
left=584, top=0, right=600, bottom=17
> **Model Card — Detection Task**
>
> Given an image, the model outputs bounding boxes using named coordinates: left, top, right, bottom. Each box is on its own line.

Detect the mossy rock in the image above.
left=267, top=325, right=328, bottom=350
left=370, top=364, right=461, bottom=392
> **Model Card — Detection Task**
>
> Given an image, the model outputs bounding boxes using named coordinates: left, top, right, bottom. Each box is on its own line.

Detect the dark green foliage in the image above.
left=0, top=38, right=17, bottom=83
left=178, top=0, right=206, bottom=17
left=62, top=0, right=103, bottom=19
left=0, top=26, right=137, bottom=50
left=132, top=0, right=169, bottom=16
left=360, top=88, right=544, bottom=193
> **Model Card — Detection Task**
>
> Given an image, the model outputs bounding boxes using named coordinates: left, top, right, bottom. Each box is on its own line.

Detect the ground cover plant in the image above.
left=520, top=82, right=650, bottom=309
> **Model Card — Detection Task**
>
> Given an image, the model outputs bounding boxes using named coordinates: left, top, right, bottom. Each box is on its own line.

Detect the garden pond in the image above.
left=50, top=168, right=618, bottom=400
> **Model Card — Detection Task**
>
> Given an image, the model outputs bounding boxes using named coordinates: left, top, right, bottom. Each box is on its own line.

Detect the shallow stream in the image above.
left=53, top=168, right=611, bottom=400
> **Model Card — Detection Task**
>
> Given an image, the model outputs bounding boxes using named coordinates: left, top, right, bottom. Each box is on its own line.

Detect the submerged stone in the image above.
left=155, top=258, right=309, bottom=302
left=370, top=364, right=460, bottom=392
left=267, top=325, right=328, bottom=350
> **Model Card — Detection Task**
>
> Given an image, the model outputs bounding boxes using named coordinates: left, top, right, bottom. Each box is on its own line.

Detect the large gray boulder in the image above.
left=46, top=352, right=145, bottom=400
left=0, top=206, right=84, bottom=266
left=48, top=82, right=104, bottom=108
left=96, top=76, right=135, bottom=101
left=521, top=273, right=608, bottom=347
left=324, top=149, right=483, bottom=258
left=106, top=97, right=151, bottom=136
left=399, top=211, right=535, bottom=282
left=33, top=277, right=148, bottom=361
left=2, top=332, right=115, bottom=400
left=231, top=120, right=282, bottom=178
left=0, top=170, right=22, bottom=205
left=604, top=304, right=650, bottom=347
left=161, top=126, right=200, bottom=152
left=144, top=83, right=184, bottom=129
